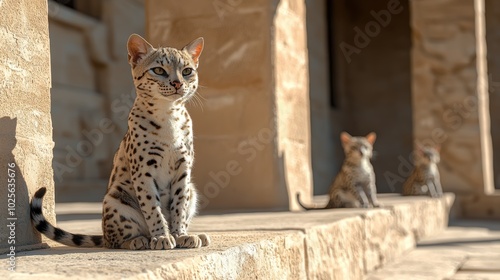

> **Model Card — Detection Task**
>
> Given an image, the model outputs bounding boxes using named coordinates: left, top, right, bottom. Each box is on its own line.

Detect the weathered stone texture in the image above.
left=305, top=216, right=365, bottom=280
left=6, top=194, right=453, bottom=279
left=273, top=0, right=313, bottom=210
left=146, top=0, right=312, bottom=211
left=411, top=0, right=494, bottom=195
left=0, top=0, right=55, bottom=250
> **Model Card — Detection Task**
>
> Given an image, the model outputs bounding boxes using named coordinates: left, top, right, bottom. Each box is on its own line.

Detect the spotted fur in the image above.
left=297, top=132, right=381, bottom=209
left=402, top=145, right=443, bottom=198
left=31, top=34, right=210, bottom=249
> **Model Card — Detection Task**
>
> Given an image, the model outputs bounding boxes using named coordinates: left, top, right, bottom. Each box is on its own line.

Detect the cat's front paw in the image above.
left=129, top=236, right=150, bottom=250
left=150, top=234, right=176, bottom=250
left=372, top=202, right=384, bottom=208
left=198, top=233, right=210, bottom=247
left=175, top=234, right=203, bottom=248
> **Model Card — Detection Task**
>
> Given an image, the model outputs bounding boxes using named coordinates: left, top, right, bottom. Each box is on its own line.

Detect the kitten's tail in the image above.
left=30, top=187, right=103, bottom=248
left=296, top=193, right=325, bottom=210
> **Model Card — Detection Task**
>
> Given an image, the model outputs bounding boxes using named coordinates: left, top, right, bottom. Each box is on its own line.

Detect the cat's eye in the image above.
left=182, top=68, right=193, bottom=76
left=152, top=67, right=167, bottom=76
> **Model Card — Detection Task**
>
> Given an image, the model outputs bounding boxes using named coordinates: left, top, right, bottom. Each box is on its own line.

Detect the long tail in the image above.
left=30, top=187, right=103, bottom=248
left=296, top=193, right=326, bottom=210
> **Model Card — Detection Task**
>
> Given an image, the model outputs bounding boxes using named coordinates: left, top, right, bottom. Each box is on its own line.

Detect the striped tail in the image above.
left=30, top=187, right=103, bottom=248
left=296, top=193, right=325, bottom=210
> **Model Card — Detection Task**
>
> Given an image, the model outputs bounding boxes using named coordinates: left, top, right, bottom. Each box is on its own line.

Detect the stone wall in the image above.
left=48, top=0, right=145, bottom=202
left=49, top=4, right=110, bottom=201
left=410, top=0, right=494, bottom=195
left=0, top=0, right=55, bottom=251
left=146, top=0, right=312, bottom=211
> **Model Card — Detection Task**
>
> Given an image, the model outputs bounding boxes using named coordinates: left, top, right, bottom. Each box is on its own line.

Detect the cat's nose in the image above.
left=170, top=80, right=182, bottom=90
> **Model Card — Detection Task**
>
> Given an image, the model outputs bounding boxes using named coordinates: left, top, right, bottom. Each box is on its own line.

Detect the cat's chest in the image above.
left=128, top=111, right=192, bottom=168
left=131, top=108, right=190, bottom=140
left=418, top=164, right=437, bottom=179
left=348, top=160, right=373, bottom=181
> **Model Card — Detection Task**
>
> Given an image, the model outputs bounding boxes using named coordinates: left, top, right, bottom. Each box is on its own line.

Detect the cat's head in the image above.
left=340, top=132, right=376, bottom=162
left=127, top=34, right=204, bottom=104
left=415, top=144, right=440, bottom=165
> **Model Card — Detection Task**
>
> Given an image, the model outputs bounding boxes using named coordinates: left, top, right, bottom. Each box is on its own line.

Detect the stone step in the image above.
left=365, top=220, right=500, bottom=280
left=5, top=194, right=454, bottom=280
left=364, top=248, right=468, bottom=280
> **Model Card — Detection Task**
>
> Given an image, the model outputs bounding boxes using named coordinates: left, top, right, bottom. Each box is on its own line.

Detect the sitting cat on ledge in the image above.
left=31, top=34, right=210, bottom=250
left=297, top=132, right=382, bottom=210
left=402, top=144, right=443, bottom=198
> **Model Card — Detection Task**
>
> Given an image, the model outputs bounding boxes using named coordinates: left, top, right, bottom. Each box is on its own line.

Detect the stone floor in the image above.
left=4, top=194, right=498, bottom=279
left=366, top=220, right=500, bottom=280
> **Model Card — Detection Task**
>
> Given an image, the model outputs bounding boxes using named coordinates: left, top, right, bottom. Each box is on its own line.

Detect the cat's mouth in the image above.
left=161, top=92, right=182, bottom=98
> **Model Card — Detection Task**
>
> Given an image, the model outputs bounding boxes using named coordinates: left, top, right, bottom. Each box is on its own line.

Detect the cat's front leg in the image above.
left=354, top=185, right=371, bottom=208
left=169, top=172, right=209, bottom=248
left=426, top=179, right=439, bottom=198
left=433, top=177, right=444, bottom=198
left=131, top=177, right=176, bottom=250
left=366, top=182, right=382, bottom=208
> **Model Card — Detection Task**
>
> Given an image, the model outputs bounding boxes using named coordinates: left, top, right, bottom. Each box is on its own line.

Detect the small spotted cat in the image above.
left=297, top=132, right=381, bottom=209
left=402, top=145, right=443, bottom=198
left=30, top=34, right=210, bottom=250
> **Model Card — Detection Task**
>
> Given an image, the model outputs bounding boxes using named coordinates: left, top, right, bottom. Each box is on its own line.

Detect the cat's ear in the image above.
left=183, top=37, right=204, bottom=67
left=127, top=34, right=154, bottom=66
left=340, top=132, right=352, bottom=146
left=366, top=132, right=377, bottom=145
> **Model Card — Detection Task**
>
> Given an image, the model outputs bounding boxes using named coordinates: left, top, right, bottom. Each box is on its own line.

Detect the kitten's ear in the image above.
left=127, top=34, right=154, bottom=66
left=340, top=132, right=352, bottom=146
left=183, top=37, right=204, bottom=67
left=366, top=132, right=377, bottom=145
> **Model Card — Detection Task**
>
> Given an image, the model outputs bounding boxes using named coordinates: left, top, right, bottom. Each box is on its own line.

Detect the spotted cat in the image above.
left=31, top=34, right=210, bottom=249
left=402, top=145, right=442, bottom=198
left=297, top=132, right=381, bottom=209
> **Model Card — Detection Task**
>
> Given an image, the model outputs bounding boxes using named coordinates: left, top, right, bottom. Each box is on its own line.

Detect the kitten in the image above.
left=297, top=132, right=381, bottom=209
left=402, top=145, right=443, bottom=198
left=30, top=34, right=210, bottom=249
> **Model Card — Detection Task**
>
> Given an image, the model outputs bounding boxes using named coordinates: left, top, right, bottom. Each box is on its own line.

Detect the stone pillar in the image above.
left=146, top=0, right=312, bottom=211
left=411, top=0, right=494, bottom=195
left=0, top=0, right=55, bottom=252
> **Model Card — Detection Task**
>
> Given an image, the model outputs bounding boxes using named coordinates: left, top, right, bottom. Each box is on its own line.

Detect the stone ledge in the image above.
left=459, top=192, right=500, bottom=219
left=4, top=194, right=454, bottom=280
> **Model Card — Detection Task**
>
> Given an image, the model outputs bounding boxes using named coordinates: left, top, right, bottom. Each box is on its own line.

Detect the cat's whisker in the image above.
left=195, top=91, right=207, bottom=101
left=194, top=93, right=205, bottom=112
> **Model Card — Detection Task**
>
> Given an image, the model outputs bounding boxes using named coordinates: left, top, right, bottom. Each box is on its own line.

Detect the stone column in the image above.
left=411, top=0, right=494, bottom=195
left=145, top=0, right=312, bottom=211
left=0, top=0, right=55, bottom=252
